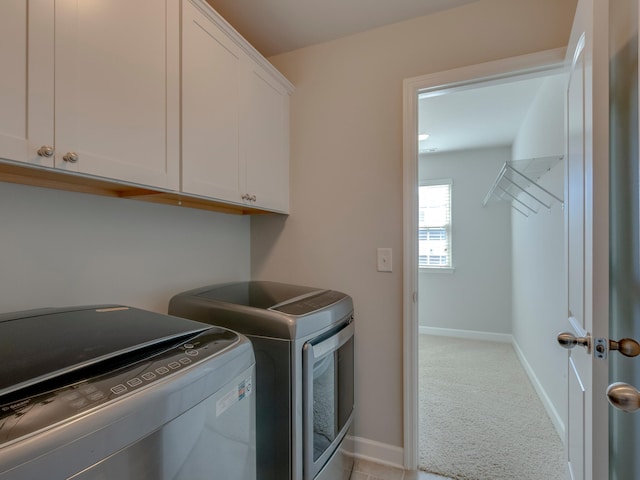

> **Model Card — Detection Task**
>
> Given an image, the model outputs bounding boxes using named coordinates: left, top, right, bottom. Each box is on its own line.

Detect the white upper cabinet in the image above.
left=0, top=0, right=291, bottom=214
left=182, top=0, right=242, bottom=203
left=0, top=1, right=29, bottom=163
left=0, top=1, right=179, bottom=189
left=0, top=0, right=54, bottom=167
left=241, top=63, right=290, bottom=213
left=181, top=0, right=293, bottom=213
left=53, top=0, right=180, bottom=190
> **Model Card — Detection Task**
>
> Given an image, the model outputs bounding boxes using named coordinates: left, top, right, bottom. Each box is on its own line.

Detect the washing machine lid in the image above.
left=0, top=305, right=210, bottom=398
left=197, top=281, right=323, bottom=310
left=197, top=281, right=350, bottom=316
left=169, top=281, right=354, bottom=339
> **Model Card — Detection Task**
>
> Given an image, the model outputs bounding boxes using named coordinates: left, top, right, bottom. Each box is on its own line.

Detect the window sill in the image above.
left=419, top=267, right=455, bottom=274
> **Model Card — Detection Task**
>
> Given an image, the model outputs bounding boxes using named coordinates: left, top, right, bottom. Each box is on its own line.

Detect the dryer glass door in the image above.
left=302, top=320, right=354, bottom=480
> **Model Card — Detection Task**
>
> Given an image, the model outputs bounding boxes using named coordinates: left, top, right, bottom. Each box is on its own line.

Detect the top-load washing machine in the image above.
left=169, top=281, right=355, bottom=480
left=0, top=305, right=256, bottom=479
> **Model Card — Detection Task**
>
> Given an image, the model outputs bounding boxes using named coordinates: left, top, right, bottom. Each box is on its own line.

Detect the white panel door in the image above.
left=564, top=0, right=610, bottom=478
left=54, top=0, right=179, bottom=190
left=241, top=64, right=290, bottom=213
left=0, top=0, right=54, bottom=167
left=181, top=0, right=242, bottom=203
left=566, top=23, right=587, bottom=480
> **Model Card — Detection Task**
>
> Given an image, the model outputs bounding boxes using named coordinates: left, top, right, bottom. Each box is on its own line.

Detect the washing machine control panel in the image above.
left=0, top=328, right=238, bottom=444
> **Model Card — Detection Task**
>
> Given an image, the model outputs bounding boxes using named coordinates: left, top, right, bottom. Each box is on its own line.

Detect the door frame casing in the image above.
left=401, top=47, right=568, bottom=469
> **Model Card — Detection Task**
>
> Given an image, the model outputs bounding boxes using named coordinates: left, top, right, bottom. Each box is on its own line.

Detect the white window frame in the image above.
left=418, top=178, right=453, bottom=271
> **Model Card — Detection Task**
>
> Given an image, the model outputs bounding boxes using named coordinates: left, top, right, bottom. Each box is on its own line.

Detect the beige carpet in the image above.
left=418, top=335, right=568, bottom=480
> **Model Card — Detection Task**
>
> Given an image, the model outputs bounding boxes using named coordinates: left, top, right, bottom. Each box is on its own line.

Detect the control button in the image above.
left=142, top=372, right=156, bottom=381
left=88, top=391, right=106, bottom=401
left=61, top=391, right=81, bottom=401
left=156, top=367, right=169, bottom=375
left=111, top=384, right=127, bottom=395
left=70, top=399, right=88, bottom=409
left=168, top=362, right=181, bottom=370
left=179, top=357, right=192, bottom=365
left=127, top=378, right=142, bottom=387
left=79, top=385, right=97, bottom=395
left=185, top=349, right=199, bottom=357
left=184, top=343, right=195, bottom=349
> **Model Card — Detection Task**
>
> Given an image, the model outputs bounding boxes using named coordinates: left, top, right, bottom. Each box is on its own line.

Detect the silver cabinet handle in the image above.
left=241, top=194, right=257, bottom=202
left=37, top=145, right=54, bottom=158
left=607, top=382, right=640, bottom=412
left=63, top=152, right=79, bottom=163
left=557, top=332, right=591, bottom=352
left=609, top=338, right=640, bottom=358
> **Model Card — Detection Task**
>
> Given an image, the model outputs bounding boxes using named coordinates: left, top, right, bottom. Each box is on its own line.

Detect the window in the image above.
left=419, top=181, right=452, bottom=269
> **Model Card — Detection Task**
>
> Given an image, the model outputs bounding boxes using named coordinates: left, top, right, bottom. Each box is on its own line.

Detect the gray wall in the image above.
left=0, top=183, right=250, bottom=314
left=418, top=147, right=513, bottom=336
left=510, top=163, right=566, bottom=433
left=510, top=73, right=567, bottom=435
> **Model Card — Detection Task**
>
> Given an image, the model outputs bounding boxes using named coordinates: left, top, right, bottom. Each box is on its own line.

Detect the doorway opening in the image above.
left=402, top=48, right=569, bottom=478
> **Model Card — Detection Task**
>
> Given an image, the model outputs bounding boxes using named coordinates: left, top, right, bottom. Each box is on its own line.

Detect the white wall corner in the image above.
left=343, top=436, right=405, bottom=470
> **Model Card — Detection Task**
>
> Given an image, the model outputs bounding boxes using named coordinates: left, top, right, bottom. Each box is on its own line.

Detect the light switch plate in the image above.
left=377, top=248, right=392, bottom=272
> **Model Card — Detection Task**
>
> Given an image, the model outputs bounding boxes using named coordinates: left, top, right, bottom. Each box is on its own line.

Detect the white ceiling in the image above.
left=203, top=0, right=553, bottom=155
left=418, top=76, right=548, bottom=155
left=205, top=0, right=479, bottom=57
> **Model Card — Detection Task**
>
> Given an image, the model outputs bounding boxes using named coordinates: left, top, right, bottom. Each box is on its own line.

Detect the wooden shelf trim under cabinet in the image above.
left=0, top=160, right=273, bottom=216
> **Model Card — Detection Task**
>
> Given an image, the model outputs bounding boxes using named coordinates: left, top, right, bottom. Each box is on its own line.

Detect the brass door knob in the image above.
left=607, top=382, right=640, bottom=412
left=609, top=338, right=640, bottom=358
left=557, top=332, right=591, bottom=351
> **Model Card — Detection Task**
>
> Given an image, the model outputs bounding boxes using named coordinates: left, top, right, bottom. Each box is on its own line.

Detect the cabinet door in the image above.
left=54, top=0, right=179, bottom=190
left=181, top=0, right=242, bottom=203
left=241, top=64, right=290, bottom=213
left=0, top=0, right=54, bottom=167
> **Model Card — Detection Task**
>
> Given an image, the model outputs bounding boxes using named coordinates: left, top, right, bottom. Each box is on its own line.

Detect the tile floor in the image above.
left=350, top=459, right=452, bottom=480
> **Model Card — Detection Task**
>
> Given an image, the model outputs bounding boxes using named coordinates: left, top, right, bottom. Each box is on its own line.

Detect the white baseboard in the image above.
left=342, top=435, right=405, bottom=469
left=419, top=325, right=512, bottom=343
left=512, top=339, right=566, bottom=442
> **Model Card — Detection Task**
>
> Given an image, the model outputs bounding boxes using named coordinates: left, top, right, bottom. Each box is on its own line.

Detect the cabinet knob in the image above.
left=241, top=194, right=257, bottom=203
left=63, top=152, right=79, bottom=163
left=37, top=146, right=54, bottom=158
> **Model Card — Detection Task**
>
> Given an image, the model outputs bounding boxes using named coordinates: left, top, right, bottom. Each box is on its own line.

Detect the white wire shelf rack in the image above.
left=482, top=156, right=564, bottom=217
